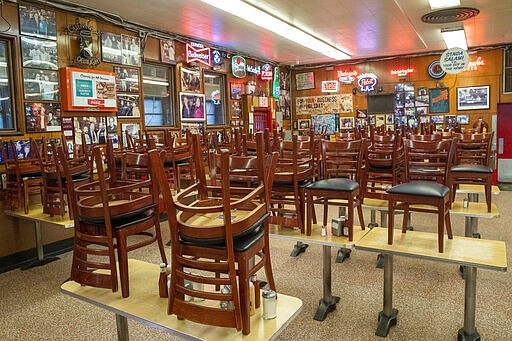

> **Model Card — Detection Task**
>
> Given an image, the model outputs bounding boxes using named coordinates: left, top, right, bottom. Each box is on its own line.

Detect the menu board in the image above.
left=60, top=67, right=117, bottom=112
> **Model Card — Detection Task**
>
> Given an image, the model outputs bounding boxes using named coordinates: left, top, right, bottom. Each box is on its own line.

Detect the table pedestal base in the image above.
left=290, top=241, right=309, bottom=257
left=376, top=309, right=398, bottom=337
left=313, top=296, right=340, bottom=321
left=335, top=248, right=351, bottom=263
left=457, top=328, right=480, bottom=341
left=21, top=256, right=59, bottom=270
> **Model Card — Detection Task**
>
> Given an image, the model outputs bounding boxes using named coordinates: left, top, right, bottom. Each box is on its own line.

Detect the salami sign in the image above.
left=295, top=94, right=353, bottom=116
left=440, top=47, right=469, bottom=74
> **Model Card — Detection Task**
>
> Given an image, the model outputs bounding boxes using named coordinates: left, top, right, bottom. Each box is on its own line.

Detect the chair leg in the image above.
left=116, top=234, right=130, bottom=298
left=356, top=200, right=365, bottom=231
left=445, top=200, right=453, bottom=239
left=306, top=191, right=313, bottom=236
left=238, top=255, right=251, bottom=335
left=388, top=200, right=395, bottom=245
left=401, top=206, right=409, bottom=233
left=154, top=219, right=168, bottom=265
left=485, top=183, right=492, bottom=212
left=322, top=198, right=328, bottom=227
left=347, top=198, right=354, bottom=241
left=438, top=203, right=445, bottom=253
left=263, top=225, right=276, bottom=291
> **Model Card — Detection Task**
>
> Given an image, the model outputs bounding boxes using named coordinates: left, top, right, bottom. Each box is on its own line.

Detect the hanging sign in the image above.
left=273, top=66, right=280, bottom=99
left=186, top=42, right=211, bottom=66
left=390, top=68, right=414, bottom=77
left=337, top=70, right=358, bottom=84
left=211, top=50, right=222, bottom=65
left=231, top=56, right=247, bottom=78
left=463, top=56, right=485, bottom=72
left=246, top=64, right=261, bottom=75
left=295, top=94, right=353, bottom=116
left=440, top=47, right=469, bottom=74
left=357, top=73, right=378, bottom=92
left=260, top=63, right=273, bottom=81
left=428, top=60, right=446, bottom=79
left=321, top=80, right=339, bottom=93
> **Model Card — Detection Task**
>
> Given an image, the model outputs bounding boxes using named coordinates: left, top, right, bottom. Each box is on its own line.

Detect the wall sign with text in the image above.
left=186, top=42, right=211, bottom=66
left=321, top=80, right=339, bottom=93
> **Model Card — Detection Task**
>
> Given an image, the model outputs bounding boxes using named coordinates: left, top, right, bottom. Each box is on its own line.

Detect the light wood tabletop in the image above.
left=61, top=259, right=303, bottom=341
left=356, top=227, right=507, bottom=271
left=456, top=184, right=500, bottom=195
left=4, top=205, right=74, bottom=228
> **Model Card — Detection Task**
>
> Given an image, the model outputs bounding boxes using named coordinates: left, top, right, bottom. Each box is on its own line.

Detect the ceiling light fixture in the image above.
left=428, top=0, right=460, bottom=9
left=441, top=27, right=468, bottom=50
left=200, top=0, right=350, bottom=60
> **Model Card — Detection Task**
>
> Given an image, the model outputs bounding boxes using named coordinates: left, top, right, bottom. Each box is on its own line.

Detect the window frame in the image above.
left=0, top=35, right=22, bottom=135
left=203, top=70, right=227, bottom=127
left=503, top=46, right=512, bottom=94
left=142, top=62, right=177, bottom=129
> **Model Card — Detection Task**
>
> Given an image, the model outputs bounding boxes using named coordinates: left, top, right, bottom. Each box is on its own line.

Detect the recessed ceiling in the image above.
left=62, top=0, right=512, bottom=65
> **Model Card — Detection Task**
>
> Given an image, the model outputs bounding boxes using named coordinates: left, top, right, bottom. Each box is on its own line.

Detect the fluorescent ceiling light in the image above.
left=441, top=28, right=468, bottom=50
left=428, top=0, right=460, bottom=9
left=201, top=0, right=350, bottom=60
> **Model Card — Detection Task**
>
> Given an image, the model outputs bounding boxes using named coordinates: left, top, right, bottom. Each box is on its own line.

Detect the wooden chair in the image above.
left=386, top=139, right=455, bottom=252
left=450, top=132, right=494, bottom=212
left=305, top=139, right=367, bottom=239
left=161, top=132, right=195, bottom=191
left=62, top=145, right=167, bottom=298
left=269, top=135, right=315, bottom=232
left=148, top=132, right=277, bottom=334
left=1, top=139, right=43, bottom=213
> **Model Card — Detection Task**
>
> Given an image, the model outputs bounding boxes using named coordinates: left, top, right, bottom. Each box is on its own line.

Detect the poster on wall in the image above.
left=61, top=68, right=117, bottom=111
left=429, top=87, right=449, bottom=113
left=114, top=66, right=139, bottom=92
left=25, top=102, right=61, bottom=133
left=121, top=34, right=141, bottom=66
left=456, top=85, right=490, bottom=110
left=295, top=94, right=353, bottom=116
left=101, top=32, right=122, bottom=63
left=74, top=116, right=107, bottom=145
left=23, top=69, right=59, bottom=101
left=121, top=122, right=140, bottom=147
left=19, top=4, right=57, bottom=40
left=230, top=83, right=244, bottom=100
left=180, top=66, right=201, bottom=93
left=181, top=122, right=205, bottom=135
left=295, top=72, right=315, bottom=90
left=311, top=114, right=339, bottom=134
left=160, top=39, right=175, bottom=64
left=21, top=37, right=58, bottom=70
left=117, top=94, right=140, bottom=117
left=179, top=92, right=206, bottom=122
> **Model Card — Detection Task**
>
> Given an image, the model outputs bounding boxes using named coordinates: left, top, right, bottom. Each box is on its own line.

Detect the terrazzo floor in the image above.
left=0, top=191, right=511, bottom=340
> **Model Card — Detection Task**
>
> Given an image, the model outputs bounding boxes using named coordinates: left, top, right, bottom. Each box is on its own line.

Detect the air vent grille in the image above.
left=421, top=7, right=480, bottom=24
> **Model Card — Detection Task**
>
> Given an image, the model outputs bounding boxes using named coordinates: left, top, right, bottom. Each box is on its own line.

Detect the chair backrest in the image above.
left=403, top=138, right=455, bottom=184
left=273, top=134, right=314, bottom=183
left=409, top=133, right=442, bottom=141
left=453, top=132, right=494, bottom=166
left=321, top=139, right=367, bottom=184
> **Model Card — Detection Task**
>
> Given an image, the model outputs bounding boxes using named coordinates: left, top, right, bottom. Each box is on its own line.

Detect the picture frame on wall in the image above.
left=416, top=107, right=428, bottom=115
left=429, top=87, right=450, bottom=113
left=19, top=4, right=57, bottom=40
left=231, top=100, right=242, bottom=119
left=117, top=94, right=140, bottom=118
left=101, top=32, right=122, bottom=64
left=430, top=115, right=444, bottom=124
left=121, top=34, right=141, bottom=66
left=107, top=116, right=118, bottom=133
left=385, top=114, right=394, bottom=125
left=23, top=68, right=59, bottom=101
left=457, top=85, right=490, bottom=110
left=298, top=119, right=311, bottom=130
left=160, top=39, right=175, bottom=64
left=456, top=114, right=470, bottom=125
left=230, top=82, right=244, bottom=100
left=295, top=71, right=315, bottom=91
left=341, top=117, right=354, bottom=129
left=179, top=92, right=206, bottom=122
left=121, top=122, right=140, bottom=147
left=21, top=37, right=58, bottom=70
left=74, top=116, right=107, bottom=145
left=25, top=102, right=61, bottom=133
left=114, top=66, right=139, bottom=93
left=180, top=66, right=201, bottom=93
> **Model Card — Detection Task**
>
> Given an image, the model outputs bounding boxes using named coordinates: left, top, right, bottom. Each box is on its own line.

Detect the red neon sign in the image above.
left=186, top=42, right=211, bottom=66
left=390, top=68, right=414, bottom=77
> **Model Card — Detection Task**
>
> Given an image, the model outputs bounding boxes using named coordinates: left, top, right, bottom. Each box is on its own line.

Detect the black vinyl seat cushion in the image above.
left=387, top=182, right=449, bottom=198
left=180, top=213, right=269, bottom=250
left=80, top=204, right=157, bottom=229
left=451, top=164, right=493, bottom=174
left=306, top=178, right=359, bottom=192
left=163, top=158, right=190, bottom=168
left=21, top=171, right=42, bottom=179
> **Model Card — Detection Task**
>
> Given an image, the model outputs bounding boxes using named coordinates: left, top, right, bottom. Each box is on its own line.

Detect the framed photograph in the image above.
left=181, top=122, right=205, bottom=136
left=368, top=115, right=376, bottom=125
left=21, top=37, right=58, bottom=70
left=385, top=114, right=394, bottom=125
left=404, top=91, right=415, bottom=107
left=457, top=85, right=490, bottom=110
left=180, top=66, right=201, bottom=93
left=23, top=68, right=59, bottom=101
left=407, top=115, right=418, bottom=128
left=416, top=107, right=428, bottom=115
left=415, top=87, right=429, bottom=107
left=419, top=115, right=430, bottom=124
left=179, top=92, right=206, bottom=122
left=19, top=4, right=57, bottom=40
left=25, top=102, right=61, bottom=133
left=101, top=32, right=122, bottom=64
left=456, top=114, right=470, bottom=125
left=117, top=94, right=140, bottom=118
left=74, top=116, right=107, bottom=145
left=108, top=133, right=119, bottom=148
left=121, top=123, right=140, bottom=147
left=106, top=116, right=118, bottom=133
left=430, top=115, right=444, bottom=124
left=160, top=39, right=175, bottom=64
left=429, top=87, right=449, bottom=113
left=375, top=114, right=385, bottom=127
left=386, top=124, right=394, bottom=131
left=298, top=119, right=311, bottom=130
left=356, top=109, right=367, bottom=118
left=295, top=71, right=315, bottom=91
left=403, top=83, right=415, bottom=92
left=121, top=34, right=141, bottom=66
left=231, top=100, right=242, bottom=119
left=341, top=117, right=354, bottom=129
left=114, top=66, right=139, bottom=93
left=230, top=82, right=244, bottom=100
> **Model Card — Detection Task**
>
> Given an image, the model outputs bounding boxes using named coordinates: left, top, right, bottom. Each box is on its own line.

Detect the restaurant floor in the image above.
left=0, top=191, right=511, bottom=341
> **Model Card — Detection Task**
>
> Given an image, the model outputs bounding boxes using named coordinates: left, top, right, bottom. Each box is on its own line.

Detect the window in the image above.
left=504, top=46, right=512, bottom=94
left=204, top=72, right=226, bottom=125
left=142, top=64, right=174, bottom=127
left=0, top=39, right=16, bottom=131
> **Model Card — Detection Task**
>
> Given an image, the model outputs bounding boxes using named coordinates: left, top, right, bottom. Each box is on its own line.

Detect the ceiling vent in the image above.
left=421, top=7, right=480, bottom=24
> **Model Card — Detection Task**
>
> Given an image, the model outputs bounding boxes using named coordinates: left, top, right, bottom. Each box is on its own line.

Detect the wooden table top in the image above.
left=4, top=205, right=74, bottom=228
left=356, top=227, right=507, bottom=271
left=269, top=224, right=370, bottom=248
left=61, top=259, right=302, bottom=341
left=456, top=184, right=500, bottom=195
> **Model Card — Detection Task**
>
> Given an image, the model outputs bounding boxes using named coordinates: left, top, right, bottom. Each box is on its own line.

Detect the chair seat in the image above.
left=80, top=204, right=156, bottom=229
left=387, top=182, right=449, bottom=198
left=451, top=164, right=493, bottom=174
left=182, top=227, right=264, bottom=253
left=20, top=171, right=42, bottom=179
left=306, top=178, right=359, bottom=192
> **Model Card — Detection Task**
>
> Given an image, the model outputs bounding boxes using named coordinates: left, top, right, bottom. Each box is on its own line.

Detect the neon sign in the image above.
left=232, top=56, right=247, bottom=78
left=337, top=70, right=358, bottom=84
left=212, top=50, right=222, bottom=65
left=186, top=42, right=211, bottom=66
left=321, top=80, right=339, bottom=93
left=464, top=56, right=485, bottom=72
left=357, top=73, right=378, bottom=92
left=246, top=64, right=261, bottom=75
left=390, top=68, right=414, bottom=77
left=260, top=63, right=273, bottom=81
